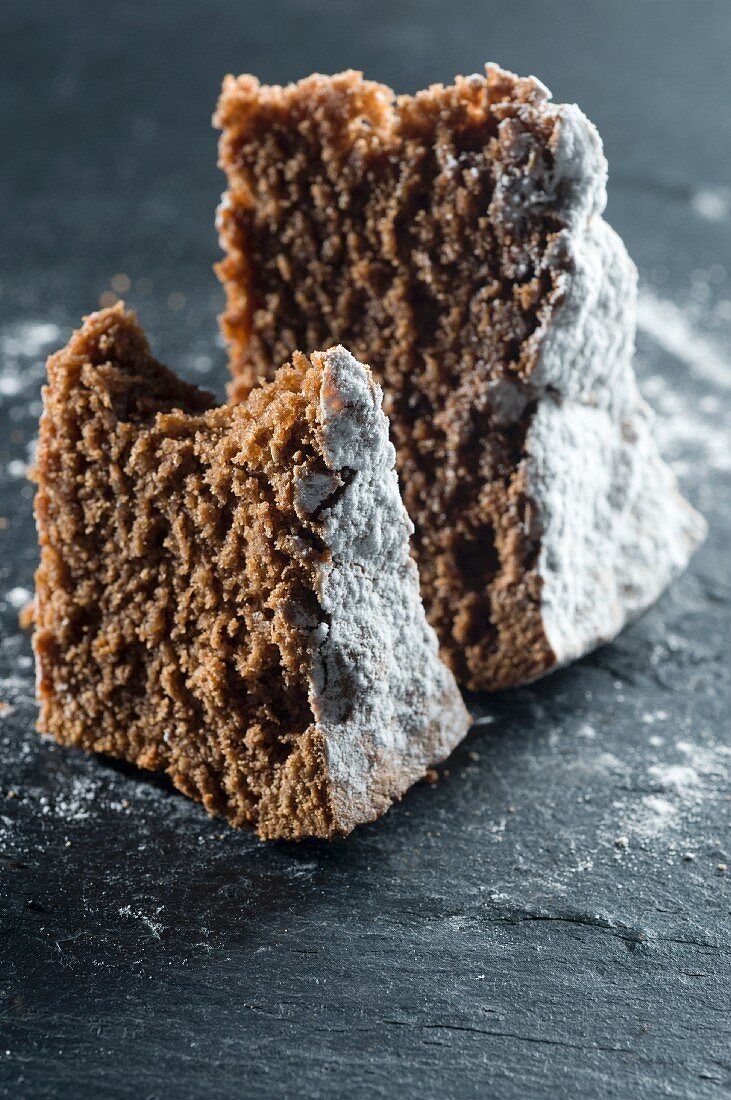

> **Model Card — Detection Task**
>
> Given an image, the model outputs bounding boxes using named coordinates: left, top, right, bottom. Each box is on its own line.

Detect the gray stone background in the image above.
left=1, top=2, right=729, bottom=1097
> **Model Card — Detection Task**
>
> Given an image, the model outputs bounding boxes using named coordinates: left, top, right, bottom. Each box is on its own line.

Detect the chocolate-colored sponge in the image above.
left=33, top=305, right=470, bottom=838
left=215, top=65, right=704, bottom=690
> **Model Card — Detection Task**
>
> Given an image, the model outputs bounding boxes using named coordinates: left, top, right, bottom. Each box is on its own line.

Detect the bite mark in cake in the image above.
left=32, top=305, right=470, bottom=839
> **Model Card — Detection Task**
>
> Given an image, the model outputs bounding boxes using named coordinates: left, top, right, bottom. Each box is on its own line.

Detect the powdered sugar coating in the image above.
left=305, top=346, right=471, bottom=831
left=523, top=101, right=706, bottom=667
left=526, top=393, right=706, bottom=667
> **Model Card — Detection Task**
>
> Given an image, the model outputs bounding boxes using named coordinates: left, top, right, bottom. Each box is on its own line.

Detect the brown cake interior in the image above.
left=33, top=305, right=349, bottom=839
left=216, top=67, right=566, bottom=689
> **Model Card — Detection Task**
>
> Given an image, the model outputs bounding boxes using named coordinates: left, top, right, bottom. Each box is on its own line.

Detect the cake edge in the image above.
left=304, top=345, right=472, bottom=834
left=524, top=120, right=707, bottom=672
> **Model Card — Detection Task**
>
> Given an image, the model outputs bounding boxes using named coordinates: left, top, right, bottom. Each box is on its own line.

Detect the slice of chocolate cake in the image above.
left=32, top=305, right=470, bottom=839
left=215, top=64, right=706, bottom=691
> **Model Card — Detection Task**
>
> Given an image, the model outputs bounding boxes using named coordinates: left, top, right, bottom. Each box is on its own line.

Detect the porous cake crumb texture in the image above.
left=215, top=65, right=705, bottom=690
left=215, top=67, right=575, bottom=689
left=33, top=306, right=469, bottom=838
left=34, top=308, right=337, bottom=836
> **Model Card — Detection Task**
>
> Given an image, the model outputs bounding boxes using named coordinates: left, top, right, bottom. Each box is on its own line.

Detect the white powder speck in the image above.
left=50, top=775, right=100, bottom=822
left=648, top=763, right=701, bottom=796
left=691, top=186, right=731, bottom=222
left=596, top=751, right=629, bottom=775
left=641, top=710, right=669, bottom=725
left=0, top=320, right=62, bottom=407
left=0, top=377, right=22, bottom=397
left=640, top=369, right=731, bottom=476
left=0, top=674, right=35, bottom=706
left=674, top=739, right=730, bottom=775
left=119, top=905, right=164, bottom=939
left=600, top=733, right=729, bottom=853
left=0, top=321, right=61, bottom=359
left=5, top=587, right=32, bottom=609
left=637, top=289, right=731, bottom=393
left=631, top=795, right=678, bottom=838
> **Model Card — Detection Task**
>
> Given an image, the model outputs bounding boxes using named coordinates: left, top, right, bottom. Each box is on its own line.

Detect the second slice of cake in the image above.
left=33, top=305, right=470, bottom=839
left=215, top=64, right=706, bottom=691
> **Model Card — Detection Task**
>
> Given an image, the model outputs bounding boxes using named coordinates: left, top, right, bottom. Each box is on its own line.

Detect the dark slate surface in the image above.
left=1, top=2, right=730, bottom=1097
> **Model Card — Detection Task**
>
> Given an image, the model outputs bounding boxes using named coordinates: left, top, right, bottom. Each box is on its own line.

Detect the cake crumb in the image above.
left=215, top=65, right=703, bottom=692
left=18, top=600, right=35, bottom=630
left=32, top=305, right=469, bottom=840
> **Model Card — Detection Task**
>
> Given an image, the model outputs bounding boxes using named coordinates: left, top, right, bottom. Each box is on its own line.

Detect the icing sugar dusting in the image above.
left=608, top=736, right=729, bottom=849
left=1, top=321, right=61, bottom=360
left=637, top=288, right=731, bottom=392
left=1, top=319, right=59, bottom=482
left=647, top=763, right=701, bottom=795
left=119, top=905, right=165, bottom=939
left=4, top=587, right=32, bottom=610
left=636, top=278, right=731, bottom=477
left=691, top=186, right=731, bottom=223
left=641, top=371, right=731, bottom=476
left=0, top=321, right=61, bottom=400
left=0, top=247, right=727, bottom=872
left=309, top=346, right=470, bottom=829
left=627, top=794, right=678, bottom=839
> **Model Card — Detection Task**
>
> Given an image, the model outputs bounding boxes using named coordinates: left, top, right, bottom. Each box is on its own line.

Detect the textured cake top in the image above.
left=213, top=62, right=625, bottom=690
left=215, top=62, right=608, bottom=237
left=213, top=61, right=705, bottom=697
left=34, top=307, right=470, bottom=837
